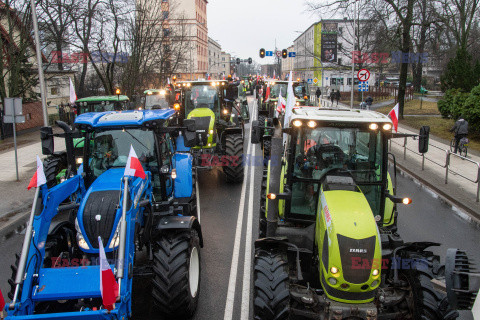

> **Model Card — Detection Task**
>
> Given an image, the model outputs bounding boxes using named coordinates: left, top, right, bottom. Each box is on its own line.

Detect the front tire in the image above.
left=151, top=230, right=201, bottom=319
left=43, top=153, right=68, bottom=188
left=223, top=133, right=244, bottom=183
left=254, top=248, right=290, bottom=320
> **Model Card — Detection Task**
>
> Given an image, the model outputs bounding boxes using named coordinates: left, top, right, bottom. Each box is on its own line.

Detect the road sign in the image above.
left=313, top=78, right=319, bottom=84
left=288, top=52, right=296, bottom=58
left=276, top=51, right=282, bottom=57
left=358, top=81, right=369, bottom=92
left=4, top=97, right=24, bottom=181
left=307, top=79, right=313, bottom=85
left=357, top=69, right=370, bottom=81
left=5, top=97, right=22, bottom=116
left=3, top=115, right=25, bottom=123
left=266, top=51, right=273, bottom=57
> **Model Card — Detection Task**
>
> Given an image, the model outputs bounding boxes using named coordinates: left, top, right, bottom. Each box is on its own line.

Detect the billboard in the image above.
left=321, top=23, right=338, bottom=63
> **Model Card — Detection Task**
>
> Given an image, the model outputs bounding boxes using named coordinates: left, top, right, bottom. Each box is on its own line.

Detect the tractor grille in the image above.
left=191, top=116, right=211, bottom=146
left=337, top=234, right=376, bottom=284
left=82, top=190, right=120, bottom=249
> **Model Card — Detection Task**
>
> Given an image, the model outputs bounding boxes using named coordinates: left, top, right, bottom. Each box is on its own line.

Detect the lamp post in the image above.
left=350, top=0, right=359, bottom=109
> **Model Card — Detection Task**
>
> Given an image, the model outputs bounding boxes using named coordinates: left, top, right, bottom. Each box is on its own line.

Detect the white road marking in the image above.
left=223, top=126, right=253, bottom=320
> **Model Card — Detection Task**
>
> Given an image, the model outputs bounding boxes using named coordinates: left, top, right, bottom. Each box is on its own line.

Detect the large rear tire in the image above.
left=254, top=248, right=290, bottom=320
left=259, top=169, right=268, bottom=238
left=223, top=133, right=244, bottom=183
left=151, top=230, right=201, bottom=319
left=43, top=153, right=68, bottom=188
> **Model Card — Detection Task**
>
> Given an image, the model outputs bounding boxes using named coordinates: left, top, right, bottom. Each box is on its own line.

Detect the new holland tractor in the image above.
left=176, top=80, right=245, bottom=183
left=4, top=109, right=203, bottom=319
left=250, top=107, right=461, bottom=319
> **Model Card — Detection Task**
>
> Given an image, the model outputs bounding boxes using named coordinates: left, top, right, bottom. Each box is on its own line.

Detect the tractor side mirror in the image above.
left=251, top=120, right=261, bottom=144
left=183, top=119, right=196, bottom=132
left=419, top=126, right=430, bottom=154
left=40, top=126, right=54, bottom=155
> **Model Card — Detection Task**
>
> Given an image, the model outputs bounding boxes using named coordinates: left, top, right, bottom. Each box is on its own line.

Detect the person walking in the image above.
left=450, top=115, right=468, bottom=154
left=365, top=96, right=373, bottom=109
left=335, top=90, right=341, bottom=106
left=330, top=89, right=335, bottom=105
left=315, top=87, right=321, bottom=102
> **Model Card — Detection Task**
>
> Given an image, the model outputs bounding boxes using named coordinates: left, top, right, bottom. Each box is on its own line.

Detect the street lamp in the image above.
left=350, top=0, right=360, bottom=109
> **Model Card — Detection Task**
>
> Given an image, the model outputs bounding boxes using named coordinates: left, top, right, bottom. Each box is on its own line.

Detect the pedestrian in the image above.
left=365, top=96, right=373, bottom=109
left=450, top=115, right=468, bottom=154
left=316, top=87, right=321, bottom=101
left=330, top=89, right=335, bottom=105
left=335, top=90, right=341, bottom=105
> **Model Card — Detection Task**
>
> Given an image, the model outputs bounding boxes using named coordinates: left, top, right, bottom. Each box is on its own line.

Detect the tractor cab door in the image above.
left=158, top=133, right=174, bottom=199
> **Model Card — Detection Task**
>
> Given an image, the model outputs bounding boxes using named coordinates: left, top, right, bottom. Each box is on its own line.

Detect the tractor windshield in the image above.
left=145, top=94, right=169, bottom=109
left=185, top=85, right=220, bottom=114
left=270, top=84, right=287, bottom=98
left=87, top=129, right=157, bottom=179
left=291, top=126, right=384, bottom=216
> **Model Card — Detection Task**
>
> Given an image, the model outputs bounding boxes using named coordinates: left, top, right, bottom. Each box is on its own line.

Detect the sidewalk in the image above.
left=318, top=98, right=480, bottom=221
left=0, top=129, right=65, bottom=222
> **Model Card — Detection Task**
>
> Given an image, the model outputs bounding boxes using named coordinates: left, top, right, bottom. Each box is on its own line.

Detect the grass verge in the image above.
left=376, top=99, right=440, bottom=115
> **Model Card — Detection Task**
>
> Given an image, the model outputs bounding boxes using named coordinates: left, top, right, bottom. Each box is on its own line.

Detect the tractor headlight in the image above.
left=372, top=269, right=379, bottom=276
left=371, top=280, right=379, bottom=287
left=369, top=123, right=379, bottom=130
left=296, top=102, right=300, bottom=106
left=328, top=277, right=337, bottom=285
left=292, top=120, right=303, bottom=127
left=75, top=218, right=90, bottom=250
left=383, top=123, right=392, bottom=131
left=223, top=109, right=229, bottom=115
left=330, top=266, right=339, bottom=274
left=109, top=223, right=121, bottom=249
left=209, top=129, right=214, bottom=134
left=76, top=157, right=83, bottom=164
left=307, top=121, right=316, bottom=128
left=171, top=169, right=177, bottom=179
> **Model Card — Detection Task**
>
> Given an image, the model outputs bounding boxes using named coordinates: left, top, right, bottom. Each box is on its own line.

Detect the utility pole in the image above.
left=350, top=0, right=358, bottom=109
left=30, top=0, right=48, bottom=126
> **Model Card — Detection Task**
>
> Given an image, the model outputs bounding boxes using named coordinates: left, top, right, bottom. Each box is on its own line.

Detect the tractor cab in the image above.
left=143, top=88, right=177, bottom=110
left=75, top=95, right=130, bottom=115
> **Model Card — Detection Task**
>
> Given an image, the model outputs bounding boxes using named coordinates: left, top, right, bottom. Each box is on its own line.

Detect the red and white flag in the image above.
left=69, top=78, right=77, bottom=104
left=265, top=85, right=271, bottom=102
left=0, top=287, right=5, bottom=312
left=277, top=89, right=286, bottom=113
left=388, top=103, right=399, bottom=132
left=27, top=156, right=47, bottom=190
left=124, top=145, right=146, bottom=179
left=98, top=237, right=119, bottom=311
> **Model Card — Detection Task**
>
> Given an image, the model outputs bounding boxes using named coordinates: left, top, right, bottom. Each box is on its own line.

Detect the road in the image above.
left=0, top=97, right=477, bottom=319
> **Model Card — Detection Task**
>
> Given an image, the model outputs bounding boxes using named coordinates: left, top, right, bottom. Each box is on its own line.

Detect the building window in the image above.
left=162, top=11, right=169, bottom=19
left=51, top=87, right=59, bottom=95
left=163, top=28, right=170, bottom=37
left=338, top=58, right=342, bottom=65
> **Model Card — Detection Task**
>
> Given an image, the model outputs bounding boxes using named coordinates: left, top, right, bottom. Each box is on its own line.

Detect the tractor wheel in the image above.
left=8, top=253, right=21, bottom=300
left=263, top=139, right=271, bottom=167
left=151, top=230, right=201, bottom=319
left=259, top=169, right=268, bottom=238
left=223, top=133, right=244, bottom=183
left=43, top=152, right=68, bottom=188
left=254, top=248, right=290, bottom=320
left=400, top=261, right=458, bottom=319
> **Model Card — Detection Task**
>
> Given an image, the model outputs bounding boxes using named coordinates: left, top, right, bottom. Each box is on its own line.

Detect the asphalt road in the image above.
left=0, top=97, right=477, bottom=319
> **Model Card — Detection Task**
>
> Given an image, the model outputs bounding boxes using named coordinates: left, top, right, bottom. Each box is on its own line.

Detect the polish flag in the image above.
left=124, top=145, right=146, bottom=179
left=69, top=78, right=77, bottom=104
left=265, top=85, right=271, bottom=102
left=0, top=288, right=5, bottom=311
left=98, top=237, right=118, bottom=311
left=27, top=156, right=47, bottom=190
left=388, top=104, right=399, bottom=132
left=277, top=89, right=286, bottom=113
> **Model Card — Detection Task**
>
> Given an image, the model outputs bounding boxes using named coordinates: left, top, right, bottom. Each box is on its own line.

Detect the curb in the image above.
left=394, top=162, right=480, bottom=225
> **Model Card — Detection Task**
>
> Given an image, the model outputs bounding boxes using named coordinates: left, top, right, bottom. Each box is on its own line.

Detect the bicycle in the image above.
left=450, top=136, right=468, bottom=157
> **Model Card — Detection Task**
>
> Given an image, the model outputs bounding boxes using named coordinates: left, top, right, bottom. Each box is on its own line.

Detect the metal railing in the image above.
left=390, top=137, right=480, bottom=202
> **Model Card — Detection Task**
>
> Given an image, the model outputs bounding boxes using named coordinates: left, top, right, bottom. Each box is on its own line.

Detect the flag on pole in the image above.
left=277, top=88, right=286, bottom=113
left=265, top=84, right=271, bottom=102
left=0, top=288, right=5, bottom=312
left=27, top=156, right=47, bottom=190
left=167, top=77, right=171, bottom=85
left=69, top=78, right=77, bottom=104
left=388, top=104, right=399, bottom=132
left=124, top=145, right=146, bottom=179
left=98, top=237, right=119, bottom=311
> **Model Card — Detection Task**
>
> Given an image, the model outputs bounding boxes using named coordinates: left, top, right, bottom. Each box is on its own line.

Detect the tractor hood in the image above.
left=187, top=108, right=216, bottom=148
left=76, top=168, right=125, bottom=253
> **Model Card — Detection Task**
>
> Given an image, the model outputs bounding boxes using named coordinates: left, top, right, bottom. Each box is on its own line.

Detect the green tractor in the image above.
left=143, top=87, right=178, bottom=110
left=250, top=107, right=459, bottom=319
left=75, top=95, right=130, bottom=114
left=177, top=80, right=245, bottom=183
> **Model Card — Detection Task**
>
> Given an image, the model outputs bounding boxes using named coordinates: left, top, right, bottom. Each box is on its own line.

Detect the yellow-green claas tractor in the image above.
left=250, top=107, right=460, bottom=319
left=177, top=80, right=245, bottom=183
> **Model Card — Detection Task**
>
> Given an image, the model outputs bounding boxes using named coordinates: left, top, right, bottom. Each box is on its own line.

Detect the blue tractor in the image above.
left=4, top=109, right=203, bottom=319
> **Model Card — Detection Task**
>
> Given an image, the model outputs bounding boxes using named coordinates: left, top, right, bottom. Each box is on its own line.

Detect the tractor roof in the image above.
left=76, top=95, right=129, bottom=103
left=290, top=107, right=392, bottom=124
left=143, top=89, right=171, bottom=94
left=75, top=109, right=175, bottom=128
left=177, top=80, right=227, bottom=86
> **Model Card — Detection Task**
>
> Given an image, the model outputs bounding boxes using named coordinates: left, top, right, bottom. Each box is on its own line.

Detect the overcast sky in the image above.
left=207, top=0, right=319, bottom=64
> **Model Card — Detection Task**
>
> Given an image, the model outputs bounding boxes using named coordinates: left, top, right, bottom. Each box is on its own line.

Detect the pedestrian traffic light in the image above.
left=236, top=58, right=241, bottom=65
left=282, top=49, right=288, bottom=59
left=248, top=57, right=252, bottom=64
left=259, top=48, right=265, bottom=59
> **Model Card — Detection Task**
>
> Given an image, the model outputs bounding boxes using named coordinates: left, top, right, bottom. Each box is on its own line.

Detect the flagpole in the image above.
left=116, top=176, right=129, bottom=297
left=350, top=0, right=358, bottom=109
left=10, top=186, right=40, bottom=308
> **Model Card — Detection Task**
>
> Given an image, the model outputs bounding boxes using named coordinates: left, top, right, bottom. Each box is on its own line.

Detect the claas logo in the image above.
left=259, top=48, right=265, bottom=58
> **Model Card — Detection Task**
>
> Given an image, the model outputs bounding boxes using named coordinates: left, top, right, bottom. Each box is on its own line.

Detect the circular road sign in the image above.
left=357, top=69, right=370, bottom=81
left=276, top=51, right=282, bottom=57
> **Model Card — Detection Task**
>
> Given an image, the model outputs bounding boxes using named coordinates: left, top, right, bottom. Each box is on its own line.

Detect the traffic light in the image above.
left=282, top=49, right=288, bottom=59
left=236, top=58, right=241, bottom=65
left=259, top=48, right=265, bottom=58
left=248, top=57, right=252, bottom=64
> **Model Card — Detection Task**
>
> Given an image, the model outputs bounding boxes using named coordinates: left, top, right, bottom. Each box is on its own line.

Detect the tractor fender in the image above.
left=255, top=237, right=289, bottom=251
left=397, top=241, right=441, bottom=253
left=224, top=127, right=243, bottom=135
left=155, top=215, right=203, bottom=247
left=174, top=153, right=193, bottom=198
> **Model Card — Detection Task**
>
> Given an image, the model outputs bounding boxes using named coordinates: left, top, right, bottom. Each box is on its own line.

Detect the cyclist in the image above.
left=450, top=114, right=468, bottom=154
